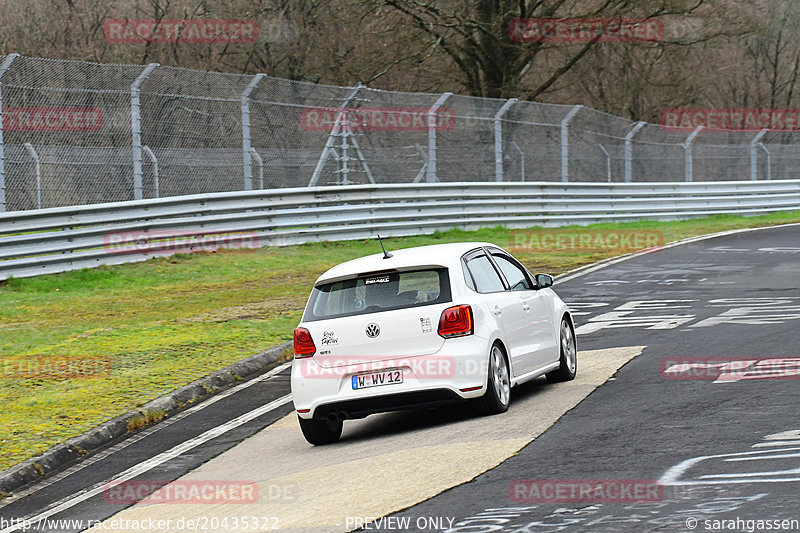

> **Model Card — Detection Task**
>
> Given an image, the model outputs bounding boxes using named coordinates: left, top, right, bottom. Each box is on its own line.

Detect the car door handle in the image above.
left=522, top=303, right=530, bottom=311
left=493, top=306, right=502, bottom=316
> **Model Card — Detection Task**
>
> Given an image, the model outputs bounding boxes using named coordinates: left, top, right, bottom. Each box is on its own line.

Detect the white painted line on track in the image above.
left=660, top=446, right=800, bottom=486
left=0, top=361, right=292, bottom=509
left=0, top=364, right=293, bottom=533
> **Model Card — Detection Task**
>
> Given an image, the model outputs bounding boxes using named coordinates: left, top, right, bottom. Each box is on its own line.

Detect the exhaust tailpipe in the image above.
left=327, top=410, right=349, bottom=422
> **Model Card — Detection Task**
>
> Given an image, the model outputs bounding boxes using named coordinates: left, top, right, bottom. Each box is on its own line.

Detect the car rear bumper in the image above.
left=291, top=341, right=489, bottom=419
left=309, top=388, right=464, bottom=420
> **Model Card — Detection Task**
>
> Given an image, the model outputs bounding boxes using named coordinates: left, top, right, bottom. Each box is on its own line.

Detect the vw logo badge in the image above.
left=365, top=323, right=381, bottom=338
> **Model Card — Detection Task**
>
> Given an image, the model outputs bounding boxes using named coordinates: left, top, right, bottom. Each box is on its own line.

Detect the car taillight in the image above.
left=438, top=304, right=473, bottom=338
left=294, top=327, right=316, bottom=358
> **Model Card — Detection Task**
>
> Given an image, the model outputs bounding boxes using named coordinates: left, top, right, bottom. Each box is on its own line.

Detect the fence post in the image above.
left=759, top=142, right=771, bottom=181
left=560, top=105, right=582, bottom=183
left=624, top=121, right=646, bottom=183
left=250, top=147, right=263, bottom=189
left=339, top=125, right=351, bottom=185
left=22, top=143, right=41, bottom=209
left=142, top=146, right=158, bottom=198
left=750, top=129, right=768, bottom=181
left=0, top=53, right=20, bottom=213
left=494, top=98, right=517, bottom=182
left=597, top=144, right=611, bottom=182
left=682, top=126, right=703, bottom=182
left=510, top=141, right=524, bottom=181
left=426, top=92, right=453, bottom=183
left=241, top=73, right=265, bottom=191
left=131, top=63, right=158, bottom=201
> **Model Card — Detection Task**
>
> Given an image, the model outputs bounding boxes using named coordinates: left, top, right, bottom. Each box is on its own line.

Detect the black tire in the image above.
left=298, top=415, right=343, bottom=445
left=477, top=344, right=511, bottom=415
left=546, top=317, right=577, bottom=383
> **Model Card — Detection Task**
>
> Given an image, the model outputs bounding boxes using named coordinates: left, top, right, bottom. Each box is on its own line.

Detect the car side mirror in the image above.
left=535, top=273, right=554, bottom=289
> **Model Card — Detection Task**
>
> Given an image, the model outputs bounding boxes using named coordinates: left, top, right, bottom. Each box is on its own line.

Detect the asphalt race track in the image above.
left=1, top=224, right=799, bottom=532
left=381, top=223, right=800, bottom=532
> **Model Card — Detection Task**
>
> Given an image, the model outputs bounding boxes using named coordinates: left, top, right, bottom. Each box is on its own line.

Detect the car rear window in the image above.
left=305, top=268, right=451, bottom=321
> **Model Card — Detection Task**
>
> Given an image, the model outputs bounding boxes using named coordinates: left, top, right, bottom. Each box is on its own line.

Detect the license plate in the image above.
left=351, top=369, right=403, bottom=390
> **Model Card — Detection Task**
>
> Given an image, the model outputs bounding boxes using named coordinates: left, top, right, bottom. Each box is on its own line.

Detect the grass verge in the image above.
left=1, top=211, right=799, bottom=471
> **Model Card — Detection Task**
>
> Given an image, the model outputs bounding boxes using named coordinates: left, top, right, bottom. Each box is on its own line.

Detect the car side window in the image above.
left=491, top=254, right=533, bottom=291
left=465, top=254, right=506, bottom=293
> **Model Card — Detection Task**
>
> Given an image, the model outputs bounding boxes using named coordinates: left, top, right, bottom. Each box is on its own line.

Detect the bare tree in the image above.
left=740, top=0, right=800, bottom=109
left=369, top=0, right=720, bottom=100
left=0, top=0, right=791, bottom=121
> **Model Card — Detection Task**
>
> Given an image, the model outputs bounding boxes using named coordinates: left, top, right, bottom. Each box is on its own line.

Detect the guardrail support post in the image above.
left=0, top=53, right=20, bottom=213
left=682, top=126, right=703, bottom=182
left=142, top=146, right=158, bottom=198
left=241, top=73, right=265, bottom=191
left=561, top=105, right=582, bottom=183
left=250, top=147, right=263, bottom=189
left=131, top=63, right=158, bottom=201
left=494, top=98, right=517, bottom=182
left=624, top=121, right=646, bottom=183
left=22, top=143, right=41, bottom=209
left=750, top=129, right=768, bottom=181
left=426, top=92, right=453, bottom=183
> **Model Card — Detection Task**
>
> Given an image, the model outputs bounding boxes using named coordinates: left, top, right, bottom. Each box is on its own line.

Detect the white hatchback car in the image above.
left=290, top=242, right=576, bottom=445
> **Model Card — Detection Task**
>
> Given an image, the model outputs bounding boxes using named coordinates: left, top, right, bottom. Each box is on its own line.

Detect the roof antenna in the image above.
left=377, top=234, right=393, bottom=259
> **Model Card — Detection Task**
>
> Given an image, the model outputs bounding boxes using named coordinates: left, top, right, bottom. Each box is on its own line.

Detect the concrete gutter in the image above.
left=0, top=342, right=293, bottom=497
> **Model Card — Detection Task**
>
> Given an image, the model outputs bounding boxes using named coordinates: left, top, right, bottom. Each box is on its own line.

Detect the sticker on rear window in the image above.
left=365, top=275, right=390, bottom=284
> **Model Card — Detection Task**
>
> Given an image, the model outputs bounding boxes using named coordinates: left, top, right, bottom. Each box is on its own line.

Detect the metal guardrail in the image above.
left=1, top=180, right=799, bottom=281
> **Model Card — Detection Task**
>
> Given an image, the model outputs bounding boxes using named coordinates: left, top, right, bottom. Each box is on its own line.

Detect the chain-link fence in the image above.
left=1, top=53, right=799, bottom=212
